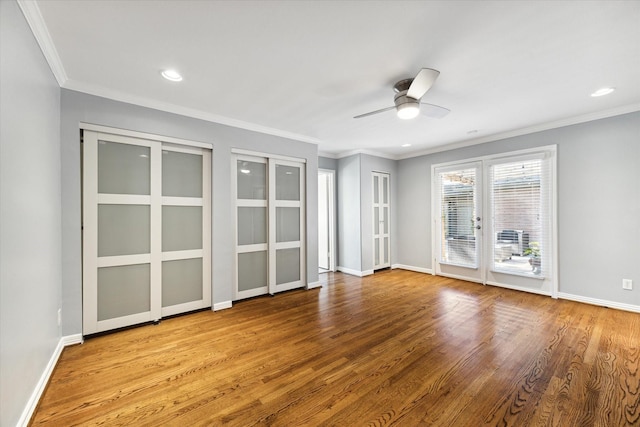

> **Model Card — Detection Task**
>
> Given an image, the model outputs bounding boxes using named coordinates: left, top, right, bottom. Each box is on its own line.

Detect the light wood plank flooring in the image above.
left=31, top=270, right=640, bottom=426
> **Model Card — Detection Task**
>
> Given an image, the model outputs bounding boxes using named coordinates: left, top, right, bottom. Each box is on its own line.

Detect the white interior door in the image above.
left=234, top=154, right=306, bottom=299
left=270, top=160, right=306, bottom=293
left=318, top=169, right=335, bottom=272
left=83, top=130, right=211, bottom=335
left=234, top=156, right=269, bottom=300
left=373, top=172, right=390, bottom=270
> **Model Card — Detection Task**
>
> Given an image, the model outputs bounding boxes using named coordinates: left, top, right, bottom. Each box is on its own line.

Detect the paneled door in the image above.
left=434, top=162, right=483, bottom=283
left=372, top=172, right=390, bottom=270
left=433, top=148, right=557, bottom=296
left=234, top=154, right=306, bottom=300
left=82, top=130, right=211, bottom=335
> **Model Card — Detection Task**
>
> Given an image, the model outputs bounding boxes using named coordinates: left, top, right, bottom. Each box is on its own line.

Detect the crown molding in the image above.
left=62, top=79, right=322, bottom=146
left=17, top=0, right=67, bottom=86
left=395, top=103, right=640, bottom=160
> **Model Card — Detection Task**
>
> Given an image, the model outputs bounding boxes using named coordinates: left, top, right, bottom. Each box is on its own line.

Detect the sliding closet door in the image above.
left=83, top=130, right=211, bottom=335
left=270, top=160, right=305, bottom=294
left=83, top=132, right=160, bottom=334
left=234, top=154, right=306, bottom=299
left=234, top=156, right=269, bottom=300
left=161, top=145, right=211, bottom=317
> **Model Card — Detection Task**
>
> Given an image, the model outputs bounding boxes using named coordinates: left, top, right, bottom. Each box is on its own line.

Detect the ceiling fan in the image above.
left=354, top=68, right=450, bottom=120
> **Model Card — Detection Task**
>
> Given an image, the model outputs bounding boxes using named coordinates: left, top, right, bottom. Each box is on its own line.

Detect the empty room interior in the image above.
left=1, top=1, right=639, bottom=425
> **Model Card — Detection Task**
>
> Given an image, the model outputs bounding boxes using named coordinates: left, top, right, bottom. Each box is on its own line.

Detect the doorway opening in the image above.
left=318, top=169, right=336, bottom=273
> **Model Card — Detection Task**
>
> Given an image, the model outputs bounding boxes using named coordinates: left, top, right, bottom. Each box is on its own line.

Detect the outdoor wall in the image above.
left=60, top=90, right=319, bottom=336
left=0, top=1, right=62, bottom=425
left=396, top=112, right=640, bottom=309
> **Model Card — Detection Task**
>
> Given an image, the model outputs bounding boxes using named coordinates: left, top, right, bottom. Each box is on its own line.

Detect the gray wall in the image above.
left=0, top=1, right=62, bottom=425
left=337, top=155, right=361, bottom=271
left=60, top=90, right=319, bottom=336
left=397, top=112, right=640, bottom=307
left=359, top=154, right=398, bottom=272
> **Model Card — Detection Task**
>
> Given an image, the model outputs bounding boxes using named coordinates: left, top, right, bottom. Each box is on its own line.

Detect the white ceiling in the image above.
left=31, top=0, right=640, bottom=158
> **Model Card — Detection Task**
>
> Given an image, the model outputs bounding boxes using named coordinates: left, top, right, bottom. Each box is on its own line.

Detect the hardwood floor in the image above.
left=31, top=270, right=639, bottom=426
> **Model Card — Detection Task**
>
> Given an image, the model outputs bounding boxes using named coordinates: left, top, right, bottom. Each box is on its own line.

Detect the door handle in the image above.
left=476, top=225, right=481, bottom=229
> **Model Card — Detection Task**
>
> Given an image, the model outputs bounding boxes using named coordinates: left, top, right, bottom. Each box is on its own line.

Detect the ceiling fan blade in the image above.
left=406, top=68, right=440, bottom=100
left=353, top=105, right=396, bottom=119
left=420, top=102, right=450, bottom=119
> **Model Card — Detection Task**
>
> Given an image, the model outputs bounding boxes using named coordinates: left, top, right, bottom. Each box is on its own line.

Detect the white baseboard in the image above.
left=392, top=264, right=434, bottom=274
left=486, top=281, right=551, bottom=297
left=18, top=334, right=83, bottom=427
left=558, top=292, right=640, bottom=313
left=337, top=266, right=365, bottom=277
left=307, top=281, right=322, bottom=289
left=213, top=301, right=232, bottom=311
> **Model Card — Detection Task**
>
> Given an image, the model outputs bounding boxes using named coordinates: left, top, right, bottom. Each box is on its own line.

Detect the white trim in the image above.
left=231, top=148, right=307, bottom=164
left=337, top=266, right=367, bottom=277
left=161, top=197, right=203, bottom=206
left=392, top=264, right=434, bottom=274
left=213, top=301, right=233, bottom=311
left=17, top=0, right=68, bottom=86
left=68, top=80, right=321, bottom=145
left=485, top=281, right=552, bottom=297
left=558, top=293, right=640, bottom=314
left=307, top=281, right=322, bottom=289
left=333, top=149, right=396, bottom=160
left=436, top=272, right=484, bottom=285
left=81, top=123, right=213, bottom=149
left=394, top=103, right=640, bottom=160
left=97, top=194, right=151, bottom=205
left=318, top=169, right=336, bottom=272
left=17, top=335, right=82, bottom=427
left=97, top=254, right=151, bottom=268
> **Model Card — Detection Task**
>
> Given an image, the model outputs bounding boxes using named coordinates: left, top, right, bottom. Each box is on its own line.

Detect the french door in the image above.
left=234, top=154, right=306, bottom=300
left=433, top=148, right=556, bottom=295
left=82, top=130, right=211, bottom=335
left=373, top=172, right=391, bottom=270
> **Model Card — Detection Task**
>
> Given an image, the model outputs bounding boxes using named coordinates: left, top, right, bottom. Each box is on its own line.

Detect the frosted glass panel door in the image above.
left=161, top=145, right=211, bottom=317
left=372, top=172, right=390, bottom=270
left=234, top=155, right=306, bottom=300
left=83, top=132, right=159, bottom=334
left=234, top=156, right=269, bottom=299
left=83, top=130, right=211, bottom=335
left=270, top=160, right=305, bottom=294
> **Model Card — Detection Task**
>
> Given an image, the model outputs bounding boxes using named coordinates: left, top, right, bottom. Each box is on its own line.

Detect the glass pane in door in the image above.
left=276, top=248, right=300, bottom=284
left=238, top=251, right=268, bottom=291
left=98, top=141, right=150, bottom=195
left=162, top=151, right=202, bottom=197
left=97, top=263, right=150, bottom=321
left=238, top=207, right=267, bottom=245
left=162, top=258, right=203, bottom=307
left=440, top=169, right=477, bottom=267
left=276, top=207, right=300, bottom=242
left=237, top=161, right=266, bottom=199
left=98, top=205, right=150, bottom=256
left=162, top=206, right=202, bottom=251
left=275, top=165, right=300, bottom=200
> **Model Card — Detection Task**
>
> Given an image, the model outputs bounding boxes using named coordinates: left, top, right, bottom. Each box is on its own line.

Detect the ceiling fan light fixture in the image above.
left=397, top=102, right=420, bottom=120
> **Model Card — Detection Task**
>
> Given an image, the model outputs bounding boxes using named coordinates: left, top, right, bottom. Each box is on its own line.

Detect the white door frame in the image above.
left=318, top=169, right=336, bottom=272
left=82, top=128, right=212, bottom=335
left=431, top=146, right=558, bottom=297
left=372, top=171, right=391, bottom=270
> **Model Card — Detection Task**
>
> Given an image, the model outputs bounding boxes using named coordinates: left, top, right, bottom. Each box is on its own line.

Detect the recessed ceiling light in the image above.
left=161, top=69, right=183, bottom=82
left=401, top=143, right=411, bottom=147
left=591, top=87, right=615, bottom=97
